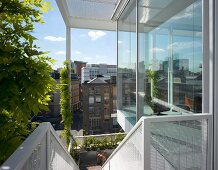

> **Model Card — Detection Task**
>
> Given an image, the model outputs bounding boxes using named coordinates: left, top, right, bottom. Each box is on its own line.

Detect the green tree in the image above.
left=60, top=61, right=72, bottom=145
left=0, top=0, right=55, bottom=163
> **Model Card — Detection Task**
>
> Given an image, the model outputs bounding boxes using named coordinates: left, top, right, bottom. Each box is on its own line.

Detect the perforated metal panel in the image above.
left=22, top=136, right=46, bottom=170
left=1, top=123, right=79, bottom=170
left=108, top=124, right=143, bottom=170
left=102, top=114, right=211, bottom=170
left=150, top=120, right=208, bottom=170
left=50, top=134, right=77, bottom=170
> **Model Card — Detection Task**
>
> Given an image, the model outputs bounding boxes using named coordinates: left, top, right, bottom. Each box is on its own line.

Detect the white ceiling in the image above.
left=56, top=0, right=119, bottom=30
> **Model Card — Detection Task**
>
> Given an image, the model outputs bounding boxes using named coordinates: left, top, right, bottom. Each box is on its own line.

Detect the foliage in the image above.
left=80, top=134, right=126, bottom=151
left=70, top=139, right=80, bottom=164
left=146, top=69, right=160, bottom=97
left=0, top=0, right=55, bottom=163
left=60, top=61, right=72, bottom=145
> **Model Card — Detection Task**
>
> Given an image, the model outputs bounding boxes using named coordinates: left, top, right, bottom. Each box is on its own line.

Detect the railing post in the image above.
left=143, top=119, right=150, bottom=170
left=47, top=125, right=51, bottom=170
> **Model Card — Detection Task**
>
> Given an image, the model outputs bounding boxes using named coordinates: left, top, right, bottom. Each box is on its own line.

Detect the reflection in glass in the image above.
left=117, top=0, right=203, bottom=127
left=138, top=0, right=202, bottom=116
left=117, top=1, right=137, bottom=124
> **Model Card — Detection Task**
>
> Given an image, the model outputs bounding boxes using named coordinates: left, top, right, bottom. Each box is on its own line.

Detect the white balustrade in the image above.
left=102, top=113, right=212, bottom=170
left=0, top=123, right=79, bottom=170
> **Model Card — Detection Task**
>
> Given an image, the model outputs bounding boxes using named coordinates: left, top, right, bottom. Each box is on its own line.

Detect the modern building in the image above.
left=82, top=76, right=119, bottom=135
left=81, top=64, right=117, bottom=83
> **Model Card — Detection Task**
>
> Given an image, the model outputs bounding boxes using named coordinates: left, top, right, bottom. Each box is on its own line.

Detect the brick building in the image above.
left=82, top=76, right=120, bottom=134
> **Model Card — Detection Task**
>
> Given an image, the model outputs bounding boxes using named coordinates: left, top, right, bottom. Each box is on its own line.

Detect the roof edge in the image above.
left=111, top=0, right=130, bottom=21
left=55, top=0, right=71, bottom=26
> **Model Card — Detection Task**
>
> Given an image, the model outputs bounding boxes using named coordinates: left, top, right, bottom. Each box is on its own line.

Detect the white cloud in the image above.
left=171, top=12, right=192, bottom=20
left=85, top=57, right=91, bottom=60
left=88, top=31, right=106, bottom=41
left=118, top=41, right=123, bottom=44
left=96, top=55, right=100, bottom=58
left=150, top=48, right=165, bottom=53
left=167, top=41, right=201, bottom=51
left=55, top=51, right=66, bottom=55
left=74, top=51, right=81, bottom=55
left=44, top=36, right=66, bottom=42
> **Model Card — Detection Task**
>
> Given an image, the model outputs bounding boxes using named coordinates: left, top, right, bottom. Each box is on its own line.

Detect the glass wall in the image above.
left=138, top=0, right=202, bottom=116
left=118, top=0, right=202, bottom=124
left=117, top=1, right=137, bottom=124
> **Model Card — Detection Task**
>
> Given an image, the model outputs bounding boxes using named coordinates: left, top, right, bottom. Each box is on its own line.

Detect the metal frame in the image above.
left=66, top=26, right=72, bottom=112
left=213, top=0, right=218, bottom=169
left=136, top=0, right=139, bottom=122
left=102, top=113, right=212, bottom=170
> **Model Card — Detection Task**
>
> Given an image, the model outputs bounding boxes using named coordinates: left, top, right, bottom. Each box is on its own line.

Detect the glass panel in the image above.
left=138, top=0, right=202, bottom=117
left=117, top=0, right=137, bottom=123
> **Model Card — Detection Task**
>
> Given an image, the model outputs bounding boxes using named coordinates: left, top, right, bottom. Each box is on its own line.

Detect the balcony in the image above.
left=0, top=114, right=212, bottom=170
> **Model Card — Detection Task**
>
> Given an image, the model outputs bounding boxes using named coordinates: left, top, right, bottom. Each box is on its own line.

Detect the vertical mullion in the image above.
left=136, top=0, right=139, bottom=121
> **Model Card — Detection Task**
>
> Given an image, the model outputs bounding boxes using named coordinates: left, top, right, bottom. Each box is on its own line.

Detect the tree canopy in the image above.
left=0, top=0, right=55, bottom=163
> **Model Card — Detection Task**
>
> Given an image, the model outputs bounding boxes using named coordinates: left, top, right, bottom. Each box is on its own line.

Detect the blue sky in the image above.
left=33, top=0, right=116, bottom=69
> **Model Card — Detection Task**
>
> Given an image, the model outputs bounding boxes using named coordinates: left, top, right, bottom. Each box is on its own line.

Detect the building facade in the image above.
left=72, top=60, right=87, bottom=78
left=49, top=71, right=81, bottom=116
left=82, top=76, right=119, bottom=134
left=81, top=64, right=116, bottom=83
left=71, top=73, right=81, bottom=112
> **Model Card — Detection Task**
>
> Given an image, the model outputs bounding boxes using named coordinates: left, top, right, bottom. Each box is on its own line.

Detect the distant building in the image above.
left=48, top=71, right=81, bottom=116
left=81, top=64, right=116, bottom=83
left=49, top=70, right=61, bottom=117
left=71, top=73, right=81, bottom=112
left=82, top=76, right=120, bottom=134
left=162, top=59, right=189, bottom=72
left=72, top=61, right=87, bottom=78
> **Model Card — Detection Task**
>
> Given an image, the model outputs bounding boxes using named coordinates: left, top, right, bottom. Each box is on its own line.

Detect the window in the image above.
left=89, top=118, right=101, bottom=130
left=104, top=107, right=110, bottom=118
left=89, top=107, right=94, bottom=114
left=89, top=87, right=94, bottom=94
left=89, top=96, right=94, bottom=104
left=95, top=107, right=101, bottom=116
left=104, top=95, right=110, bottom=105
left=95, top=96, right=101, bottom=103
